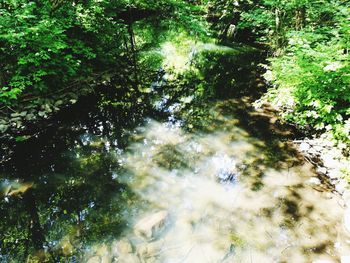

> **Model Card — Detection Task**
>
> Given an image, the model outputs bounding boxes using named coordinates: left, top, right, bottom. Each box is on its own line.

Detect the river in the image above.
left=0, top=43, right=349, bottom=262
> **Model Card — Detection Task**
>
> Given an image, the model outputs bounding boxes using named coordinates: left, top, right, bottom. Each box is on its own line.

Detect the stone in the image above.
left=137, top=240, right=163, bottom=258
left=10, top=117, right=21, bottom=122
left=10, top=112, right=21, bottom=118
left=0, top=124, right=9, bottom=133
left=55, top=100, right=64, bottom=106
left=316, top=166, right=327, bottom=174
left=16, top=121, right=23, bottom=129
left=25, top=114, right=36, bottom=121
left=111, top=239, right=133, bottom=256
left=308, top=177, right=321, bottom=185
left=134, top=211, right=168, bottom=239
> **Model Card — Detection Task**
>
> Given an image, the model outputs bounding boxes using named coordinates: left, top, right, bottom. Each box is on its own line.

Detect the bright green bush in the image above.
left=0, top=1, right=99, bottom=104
left=0, top=0, right=205, bottom=105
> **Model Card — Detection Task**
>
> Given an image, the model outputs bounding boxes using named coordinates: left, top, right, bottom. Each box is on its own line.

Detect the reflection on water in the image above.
left=1, top=44, right=349, bottom=263
left=88, top=100, right=348, bottom=263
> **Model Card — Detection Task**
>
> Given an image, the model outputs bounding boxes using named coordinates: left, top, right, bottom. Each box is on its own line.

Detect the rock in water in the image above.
left=111, top=239, right=133, bottom=256
left=134, top=211, right=168, bottom=239
left=137, top=240, right=164, bottom=258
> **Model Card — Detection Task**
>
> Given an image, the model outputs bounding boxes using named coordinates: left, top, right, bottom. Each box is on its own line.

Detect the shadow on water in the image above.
left=0, top=95, right=149, bottom=262
left=0, top=43, right=349, bottom=262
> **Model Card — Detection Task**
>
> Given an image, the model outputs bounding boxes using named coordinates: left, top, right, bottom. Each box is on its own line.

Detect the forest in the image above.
left=0, top=0, right=350, bottom=262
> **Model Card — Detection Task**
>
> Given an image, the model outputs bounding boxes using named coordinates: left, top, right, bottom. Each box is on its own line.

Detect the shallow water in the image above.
left=0, top=45, right=349, bottom=263
left=87, top=100, right=348, bottom=263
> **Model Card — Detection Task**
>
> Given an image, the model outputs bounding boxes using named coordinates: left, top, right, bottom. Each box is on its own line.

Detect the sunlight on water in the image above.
left=82, top=101, right=350, bottom=263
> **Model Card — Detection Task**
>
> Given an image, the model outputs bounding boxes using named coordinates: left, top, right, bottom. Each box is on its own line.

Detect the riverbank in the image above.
left=254, top=82, right=350, bottom=200
left=0, top=83, right=94, bottom=140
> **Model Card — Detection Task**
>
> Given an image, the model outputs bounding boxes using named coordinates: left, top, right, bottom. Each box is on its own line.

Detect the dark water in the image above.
left=0, top=44, right=348, bottom=263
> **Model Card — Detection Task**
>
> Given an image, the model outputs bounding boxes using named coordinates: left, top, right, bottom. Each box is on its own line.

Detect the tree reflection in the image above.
left=0, top=100, right=144, bottom=261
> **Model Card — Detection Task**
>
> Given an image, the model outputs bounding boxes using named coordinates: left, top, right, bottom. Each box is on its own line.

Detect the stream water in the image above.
left=1, top=44, right=349, bottom=263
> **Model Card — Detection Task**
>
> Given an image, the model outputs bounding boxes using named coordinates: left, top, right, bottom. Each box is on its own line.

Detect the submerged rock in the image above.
left=137, top=240, right=164, bottom=258
left=111, top=238, right=133, bottom=256
left=134, top=211, right=169, bottom=239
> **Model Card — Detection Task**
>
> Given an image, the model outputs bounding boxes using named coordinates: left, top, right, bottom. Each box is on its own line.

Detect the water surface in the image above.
left=0, top=44, right=348, bottom=263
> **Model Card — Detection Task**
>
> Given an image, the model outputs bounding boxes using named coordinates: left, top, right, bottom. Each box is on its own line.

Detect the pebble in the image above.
left=25, top=113, right=35, bottom=120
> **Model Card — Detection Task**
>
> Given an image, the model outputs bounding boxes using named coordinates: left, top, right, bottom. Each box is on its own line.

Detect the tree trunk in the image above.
left=295, top=7, right=306, bottom=30
left=127, top=23, right=140, bottom=93
left=274, top=7, right=282, bottom=49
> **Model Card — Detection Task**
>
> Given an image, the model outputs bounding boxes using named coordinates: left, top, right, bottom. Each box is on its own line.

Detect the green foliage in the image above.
left=0, top=1, right=97, bottom=104
left=207, top=0, right=350, bottom=145
left=261, top=2, right=350, bottom=144
left=0, top=0, right=207, bottom=105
